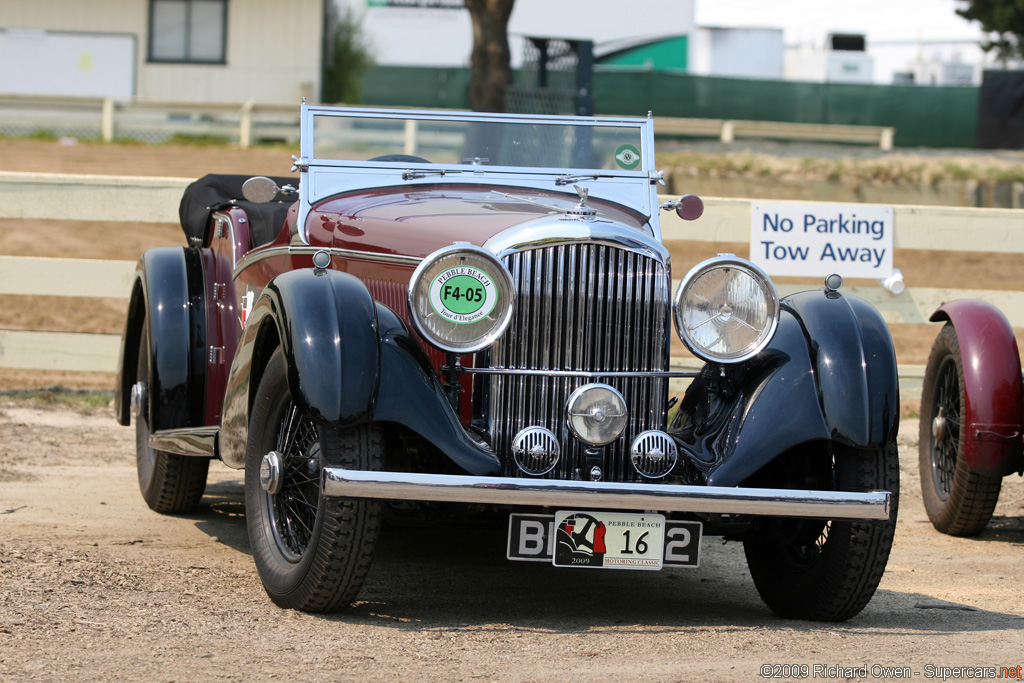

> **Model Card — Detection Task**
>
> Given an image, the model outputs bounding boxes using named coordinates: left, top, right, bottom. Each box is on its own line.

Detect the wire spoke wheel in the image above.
left=918, top=324, right=1001, bottom=536
left=266, top=405, right=323, bottom=562
left=930, top=356, right=960, bottom=501
left=245, top=348, right=384, bottom=612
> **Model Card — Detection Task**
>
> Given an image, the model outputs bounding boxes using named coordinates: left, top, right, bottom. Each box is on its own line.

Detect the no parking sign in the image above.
left=750, top=201, right=894, bottom=280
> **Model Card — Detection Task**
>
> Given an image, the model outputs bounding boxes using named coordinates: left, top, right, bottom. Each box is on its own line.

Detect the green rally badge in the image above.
left=614, top=144, right=641, bottom=170
left=429, top=266, right=497, bottom=324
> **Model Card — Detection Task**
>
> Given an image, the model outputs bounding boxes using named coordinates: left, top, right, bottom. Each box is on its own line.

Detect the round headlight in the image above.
left=566, top=383, right=628, bottom=446
left=673, top=255, right=780, bottom=363
left=408, top=245, right=515, bottom=353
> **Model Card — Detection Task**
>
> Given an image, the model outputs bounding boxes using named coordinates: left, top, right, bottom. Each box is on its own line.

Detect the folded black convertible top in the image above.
left=179, top=174, right=297, bottom=248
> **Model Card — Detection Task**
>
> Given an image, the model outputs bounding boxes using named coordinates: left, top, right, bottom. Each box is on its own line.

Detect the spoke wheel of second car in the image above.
left=245, top=348, right=384, bottom=612
left=918, top=323, right=1001, bottom=536
left=135, top=323, right=209, bottom=513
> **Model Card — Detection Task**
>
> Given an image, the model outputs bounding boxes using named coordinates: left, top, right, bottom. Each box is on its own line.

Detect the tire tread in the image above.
left=744, top=443, right=899, bottom=622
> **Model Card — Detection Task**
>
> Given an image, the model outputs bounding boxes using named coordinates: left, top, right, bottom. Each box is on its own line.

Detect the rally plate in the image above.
left=507, top=512, right=702, bottom=569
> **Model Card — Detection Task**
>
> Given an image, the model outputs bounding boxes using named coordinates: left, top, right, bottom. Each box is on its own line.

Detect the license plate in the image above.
left=507, top=513, right=702, bottom=569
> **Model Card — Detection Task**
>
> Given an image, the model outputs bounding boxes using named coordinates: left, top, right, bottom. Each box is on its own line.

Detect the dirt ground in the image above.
left=2, top=137, right=1024, bottom=392
left=0, top=403, right=1021, bottom=682
left=0, top=139, right=1023, bottom=679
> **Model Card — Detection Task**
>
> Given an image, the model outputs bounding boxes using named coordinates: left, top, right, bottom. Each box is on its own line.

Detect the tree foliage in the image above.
left=323, top=6, right=375, bottom=104
left=957, top=0, right=1024, bottom=62
left=465, top=0, right=515, bottom=112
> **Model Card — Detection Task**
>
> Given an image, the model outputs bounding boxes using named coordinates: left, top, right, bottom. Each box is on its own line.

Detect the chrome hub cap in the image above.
left=932, top=409, right=947, bottom=440
left=260, top=451, right=283, bottom=495
left=130, top=381, right=147, bottom=419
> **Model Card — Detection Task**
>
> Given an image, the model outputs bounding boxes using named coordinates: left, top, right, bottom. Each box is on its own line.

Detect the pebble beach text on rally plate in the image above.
left=759, top=664, right=1022, bottom=680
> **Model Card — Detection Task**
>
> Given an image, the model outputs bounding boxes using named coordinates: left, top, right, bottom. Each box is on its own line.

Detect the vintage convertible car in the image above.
left=116, top=105, right=899, bottom=621
left=919, top=301, right=1023, bottom=536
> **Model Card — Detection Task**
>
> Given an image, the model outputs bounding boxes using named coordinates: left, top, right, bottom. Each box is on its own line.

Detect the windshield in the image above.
left=312, top=114, right=647, bottom=174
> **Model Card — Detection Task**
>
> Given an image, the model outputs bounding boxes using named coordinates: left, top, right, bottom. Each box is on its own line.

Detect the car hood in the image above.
left=306, top=184, right=650, bottom=259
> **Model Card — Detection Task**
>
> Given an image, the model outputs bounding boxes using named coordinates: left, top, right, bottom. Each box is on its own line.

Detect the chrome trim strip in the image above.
left=322, top=468, right=893, bottom=521
left=452, top=367, right=698, bottom=378
left=149, top=427, right=217, bottom=458
left=211, top=212, right=238, bottom=271
left=233, top=245, right=422, bottom=279
left=301, top=245, right=423, bottom=266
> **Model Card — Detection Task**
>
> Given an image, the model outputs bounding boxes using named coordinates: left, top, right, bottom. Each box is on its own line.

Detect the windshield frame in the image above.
left=295, top=105, right=660, bottom=245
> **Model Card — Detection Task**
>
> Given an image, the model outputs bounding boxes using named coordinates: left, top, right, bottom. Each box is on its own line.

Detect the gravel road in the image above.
left=1, top=401, right=1022, bottom=682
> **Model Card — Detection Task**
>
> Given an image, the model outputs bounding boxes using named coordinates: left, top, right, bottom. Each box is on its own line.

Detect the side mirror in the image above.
left=660, top=194, right=704, bottom=221
left=674, top=194, right=704, bottom=221
left=242, top=176, right=281, bottom=203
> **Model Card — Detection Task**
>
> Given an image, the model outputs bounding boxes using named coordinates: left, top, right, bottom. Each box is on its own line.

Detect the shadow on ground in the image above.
left=174, top=477, right=1024, bottom=635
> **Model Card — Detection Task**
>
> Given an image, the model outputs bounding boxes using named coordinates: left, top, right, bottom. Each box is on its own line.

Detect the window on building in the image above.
left=149, top=0, right=227, bottom=64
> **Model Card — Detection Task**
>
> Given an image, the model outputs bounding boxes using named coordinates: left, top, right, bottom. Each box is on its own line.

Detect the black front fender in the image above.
left=701, top=289, right=899, bottom=486
left=220, top=268, right=379, bottom=468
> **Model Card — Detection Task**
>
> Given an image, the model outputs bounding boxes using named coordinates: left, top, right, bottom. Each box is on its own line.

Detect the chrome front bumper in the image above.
left=322, top=469, right=892, bottom=521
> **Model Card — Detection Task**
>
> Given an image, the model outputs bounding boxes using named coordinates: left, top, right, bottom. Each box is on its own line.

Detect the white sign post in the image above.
left=750, top=201, right=894, bottom=280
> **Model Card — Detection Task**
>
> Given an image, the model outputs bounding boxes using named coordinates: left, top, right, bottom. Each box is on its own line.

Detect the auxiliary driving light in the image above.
left=566, top=383, right=628, bottom=446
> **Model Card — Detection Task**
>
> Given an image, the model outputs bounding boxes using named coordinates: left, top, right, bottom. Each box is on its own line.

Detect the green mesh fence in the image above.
left=361, top=66, right=472, bottom=110
left=360, top=66, right=979, bottom=148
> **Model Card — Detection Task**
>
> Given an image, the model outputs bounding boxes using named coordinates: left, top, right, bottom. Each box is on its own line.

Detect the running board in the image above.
left=149, top=427, right=218, bottom=458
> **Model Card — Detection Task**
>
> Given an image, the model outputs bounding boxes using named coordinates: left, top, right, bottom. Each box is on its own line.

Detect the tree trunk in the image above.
left=465, top=0, right=515, bottom=112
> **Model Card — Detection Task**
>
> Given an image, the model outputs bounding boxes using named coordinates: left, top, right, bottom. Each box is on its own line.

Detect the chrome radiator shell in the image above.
left=486, top=238, right=672, bottom=481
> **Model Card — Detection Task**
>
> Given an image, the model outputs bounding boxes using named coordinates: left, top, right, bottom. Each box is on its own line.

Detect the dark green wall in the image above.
left=360, top=66, right=979, bottom=148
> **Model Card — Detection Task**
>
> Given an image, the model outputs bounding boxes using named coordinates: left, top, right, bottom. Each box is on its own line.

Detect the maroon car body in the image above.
left=115, top=105, right=900, bottom=621
left=919, top=299, right=1024, bottom=535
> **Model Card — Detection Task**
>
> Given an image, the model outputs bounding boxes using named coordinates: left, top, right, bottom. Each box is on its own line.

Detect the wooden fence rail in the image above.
left=3, top=172, right=1024, bottom=399
left=2, top=95, right=894, bottom=150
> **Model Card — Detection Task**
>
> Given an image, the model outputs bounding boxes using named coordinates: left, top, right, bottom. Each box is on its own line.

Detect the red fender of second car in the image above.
left=931, top=299, right=1024, bottom=477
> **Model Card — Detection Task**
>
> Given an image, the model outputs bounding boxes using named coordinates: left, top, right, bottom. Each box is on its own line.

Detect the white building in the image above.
left=0, top=0, right=326, bottom=103
left=349, top=0, right=696, bottom=67
left=785, top=34, right=875, bottom=83
left=688, top=26, right=784, bottom=79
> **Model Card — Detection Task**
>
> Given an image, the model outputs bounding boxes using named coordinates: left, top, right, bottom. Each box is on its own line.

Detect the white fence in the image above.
left=1, top=95, right=895, bottom=150
left=3, top=172, right=1024, bottom=399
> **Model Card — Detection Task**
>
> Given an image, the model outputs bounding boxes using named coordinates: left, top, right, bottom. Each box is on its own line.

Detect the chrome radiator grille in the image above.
left=488, top=242, right=671, bottom=482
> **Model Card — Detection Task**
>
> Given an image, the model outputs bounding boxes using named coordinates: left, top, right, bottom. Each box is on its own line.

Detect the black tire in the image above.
left=918, top=323, right=1002, bottom=536
left=743, top=443, right=899, bottom=622
left=135, top=324, right=209, bottom=513
left=245, top=349, right=383, bottom=612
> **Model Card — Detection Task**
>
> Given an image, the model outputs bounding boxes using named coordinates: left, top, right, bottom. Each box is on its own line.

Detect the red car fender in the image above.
left=931, top=299, right=1024, bottom=477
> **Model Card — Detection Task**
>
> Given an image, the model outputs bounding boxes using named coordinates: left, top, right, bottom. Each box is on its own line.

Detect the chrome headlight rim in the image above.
left=672, top=254, right=780, bottom=364
left=407, top=244, right=515, bottom=354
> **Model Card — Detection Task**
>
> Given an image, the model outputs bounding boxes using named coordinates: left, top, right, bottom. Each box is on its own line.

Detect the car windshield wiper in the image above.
left=402, top=169, right=463, bottom=181
left=555, top=173, right=608, bottom=186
